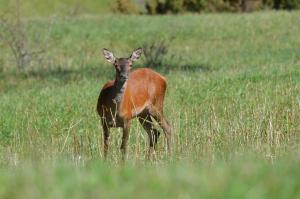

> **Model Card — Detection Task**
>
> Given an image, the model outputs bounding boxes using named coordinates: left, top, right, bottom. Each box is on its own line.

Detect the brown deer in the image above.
left=97, top=48, right=171, bottom=159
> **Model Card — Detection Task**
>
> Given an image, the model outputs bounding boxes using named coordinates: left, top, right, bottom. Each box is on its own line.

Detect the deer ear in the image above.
left=102, top=48, right=116, bottom=63
left=130, top=48, right=143, bottom=62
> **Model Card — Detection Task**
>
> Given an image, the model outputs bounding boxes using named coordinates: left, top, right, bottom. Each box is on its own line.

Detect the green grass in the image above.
left=0, top=0, right=110, bottom=16
left=1, top=11, right=300, bottom=198
left=1, top=159, right=300, bottom=199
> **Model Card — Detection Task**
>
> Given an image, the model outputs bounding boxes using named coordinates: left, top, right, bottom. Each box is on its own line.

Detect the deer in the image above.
left=97, top=48, right=171, bottom=160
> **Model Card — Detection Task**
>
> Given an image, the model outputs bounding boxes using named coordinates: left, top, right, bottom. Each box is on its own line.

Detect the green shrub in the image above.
left=145, top=0, right=167, bottom=14
left=272, top=0, right=300, bottom=9
left=207, top=0, right=233, bottom=12
left=145, top=0, right=159, bottom=14
left=145, top=0, right=242, bottom=13
left=282, top=0, right=300, bottom=9
left=166, top=0, right=185, bottom=13
left=110, top=0, right=139, bottom=14
left=184, top=0, right=207, bottom=12
left=262, top=0, right=274, bottom=7
left=143, top=0, right=300, bottom=14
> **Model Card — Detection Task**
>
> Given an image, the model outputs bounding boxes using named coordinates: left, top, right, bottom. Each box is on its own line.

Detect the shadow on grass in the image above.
left=139, top=62, right=216, bottom=74
left=0, top=62, right=217, bottom=83
left=1, top=66, right=112, bottom=82
left=26, top=66, right=109, bottom=81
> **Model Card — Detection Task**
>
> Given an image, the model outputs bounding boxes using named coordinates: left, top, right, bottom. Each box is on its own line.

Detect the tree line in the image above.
left=111, top=0, right=300, bottom=14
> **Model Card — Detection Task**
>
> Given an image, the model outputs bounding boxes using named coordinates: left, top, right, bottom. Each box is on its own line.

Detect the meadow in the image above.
left=0, top=10, right=300, bottom=198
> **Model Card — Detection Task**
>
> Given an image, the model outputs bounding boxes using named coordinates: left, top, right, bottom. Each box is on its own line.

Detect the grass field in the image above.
left=1, top=10, right=300, bottom=198
left=0, top=0, right=110, bottom=16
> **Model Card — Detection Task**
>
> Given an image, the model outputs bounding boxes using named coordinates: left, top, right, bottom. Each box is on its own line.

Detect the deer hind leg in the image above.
left=138, top=114, right=161, bottom=159
left=149, top=108, right=172, bottom=154
left=158, top=116, right=172, bottom=155
left=120, top=120, right=131, bottom=161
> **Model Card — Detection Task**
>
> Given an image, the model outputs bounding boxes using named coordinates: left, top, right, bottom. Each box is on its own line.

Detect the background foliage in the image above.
left=1, top=0, right=299, bottom=15
left=113, top=0, right=300, bottom=14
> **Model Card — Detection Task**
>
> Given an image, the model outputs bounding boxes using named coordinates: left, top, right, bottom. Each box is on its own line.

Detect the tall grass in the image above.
left=0, top=11, right=300, bottom=198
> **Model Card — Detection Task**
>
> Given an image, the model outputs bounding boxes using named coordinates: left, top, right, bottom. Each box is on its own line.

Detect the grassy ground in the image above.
left=0, top=11, right=300, bottom=198
left=0, top=0, right=110, bottom=16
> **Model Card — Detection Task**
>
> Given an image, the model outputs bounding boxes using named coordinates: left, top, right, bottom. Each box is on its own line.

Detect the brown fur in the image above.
left=97, top=68, right=171, bottom=159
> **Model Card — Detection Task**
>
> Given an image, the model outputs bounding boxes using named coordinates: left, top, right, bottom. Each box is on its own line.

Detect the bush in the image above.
left=141, top=37, right=174, bottom=68
left=184, top=0, right=207, bottom=12
left=145, top=0, right=159, bottom=14
left=144, top=0, right=300, bottom=14
left=145, top=0, right=238, bottom=13
left=0, top=2, right=51, bottom=70
left=241, top=0, right=264, bottom=12
left=110, top=0, right=139, bottom=14
left=166, top=0, right=185, bottom=13
left=282, top=0, right=300, bottom=9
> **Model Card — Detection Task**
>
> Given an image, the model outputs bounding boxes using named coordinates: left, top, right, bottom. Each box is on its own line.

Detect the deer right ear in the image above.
left=102, top=48, right=116, bottom=64
left=130, top=48, right=143, bottom=62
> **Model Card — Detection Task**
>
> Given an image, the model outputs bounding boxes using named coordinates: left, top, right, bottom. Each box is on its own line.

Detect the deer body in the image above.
left=97, top=48, right=171, bottom=159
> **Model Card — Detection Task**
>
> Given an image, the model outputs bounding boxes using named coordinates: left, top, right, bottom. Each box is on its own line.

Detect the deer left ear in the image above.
left=102, top=48, right=116, bottom=64
left=130, top=48, right=143, bottom=62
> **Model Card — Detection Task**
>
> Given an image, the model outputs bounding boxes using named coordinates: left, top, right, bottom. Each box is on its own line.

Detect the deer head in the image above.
left=102, top=48, right=143, bottom=82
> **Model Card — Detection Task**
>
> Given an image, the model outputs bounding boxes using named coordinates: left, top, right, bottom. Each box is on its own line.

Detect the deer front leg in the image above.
left=102, top=124, right=110, bottom=159
left=120, top=120, right=131, bottom=161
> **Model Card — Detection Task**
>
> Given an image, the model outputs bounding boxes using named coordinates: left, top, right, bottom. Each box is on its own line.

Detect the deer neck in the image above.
left=113, top=79, right=127, bottom=104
